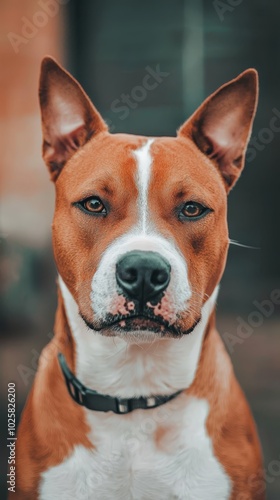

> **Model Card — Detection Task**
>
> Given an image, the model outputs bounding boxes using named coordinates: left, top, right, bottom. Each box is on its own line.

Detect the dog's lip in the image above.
left=80, top=312, right=201, bottom=337
left=106, top=314, right=172, bottom=331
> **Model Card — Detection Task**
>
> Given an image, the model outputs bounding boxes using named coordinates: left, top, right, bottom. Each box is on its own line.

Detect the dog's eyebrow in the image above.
left=74, top=175, right=116, bottom=198
left=174, top=189, right=187, bottom=200
left=165, top=175, right=217, bottom=200
left=99, top=183, right=114, bottom=196
left=168, top=180, right=190, bottom=200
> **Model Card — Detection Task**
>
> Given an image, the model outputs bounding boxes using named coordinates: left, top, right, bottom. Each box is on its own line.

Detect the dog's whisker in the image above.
left=191, top=289, right=210, bottom=300
left=229, top=239, right=260, bottom=250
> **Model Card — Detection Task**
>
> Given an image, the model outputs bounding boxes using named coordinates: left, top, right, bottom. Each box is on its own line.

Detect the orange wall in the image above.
left=0, top=0, right=65, bottom=246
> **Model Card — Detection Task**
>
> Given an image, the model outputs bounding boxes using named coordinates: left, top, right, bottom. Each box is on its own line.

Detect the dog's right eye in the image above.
left=77, top=197, right=107, bottom=215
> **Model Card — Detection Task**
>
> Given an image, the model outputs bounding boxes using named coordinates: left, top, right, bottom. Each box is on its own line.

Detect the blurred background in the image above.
left=1, top=0, right=280, bottom=498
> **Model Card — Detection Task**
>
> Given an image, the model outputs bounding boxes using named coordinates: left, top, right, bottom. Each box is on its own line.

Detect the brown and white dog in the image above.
left=14, top=58, right=264, bottom=500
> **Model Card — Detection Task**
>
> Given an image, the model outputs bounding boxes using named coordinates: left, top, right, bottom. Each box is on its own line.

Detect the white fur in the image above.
left=39, top=139, right=231, bottom=498
left=39, top=395, right=231, bottom=499
left=39, top=283, right=231, bottom=498
left=39, top=286, right=231, bottom=500
left=134, top=138, right=154, bottom=233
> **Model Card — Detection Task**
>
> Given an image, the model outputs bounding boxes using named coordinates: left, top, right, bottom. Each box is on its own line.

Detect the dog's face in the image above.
left=39, top=58, right=258, bottom=340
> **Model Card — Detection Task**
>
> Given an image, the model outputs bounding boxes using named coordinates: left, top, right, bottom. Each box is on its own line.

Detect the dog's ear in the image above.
left=39, top=56, right=107, bottom=181
left=178, top=69, right=258, bottom=191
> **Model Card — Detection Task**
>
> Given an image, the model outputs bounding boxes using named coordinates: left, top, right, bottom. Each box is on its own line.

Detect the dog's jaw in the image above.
left=59, top=276, right=219, bottom=399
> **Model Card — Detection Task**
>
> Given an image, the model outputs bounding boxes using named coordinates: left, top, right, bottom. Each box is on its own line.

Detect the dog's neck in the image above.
left=59, top=277, right=219, bottom=399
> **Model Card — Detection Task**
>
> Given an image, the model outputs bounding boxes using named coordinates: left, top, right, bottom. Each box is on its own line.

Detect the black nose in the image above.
left=116, top=251, right=171, bottom=304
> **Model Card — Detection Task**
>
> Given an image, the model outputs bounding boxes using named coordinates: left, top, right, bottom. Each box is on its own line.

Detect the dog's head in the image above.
left=39, top=57, right=258, bottom=340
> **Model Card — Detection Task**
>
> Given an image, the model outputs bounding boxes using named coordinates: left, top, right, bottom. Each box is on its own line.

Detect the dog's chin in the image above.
left=80, top=312, right=201, bottom=341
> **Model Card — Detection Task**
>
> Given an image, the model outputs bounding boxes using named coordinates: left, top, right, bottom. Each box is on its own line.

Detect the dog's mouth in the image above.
left=80, top=311, right=201, bottom=338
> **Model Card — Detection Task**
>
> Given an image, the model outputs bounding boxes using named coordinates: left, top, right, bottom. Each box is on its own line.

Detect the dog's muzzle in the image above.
left=84, top=249, right=199, bottom=337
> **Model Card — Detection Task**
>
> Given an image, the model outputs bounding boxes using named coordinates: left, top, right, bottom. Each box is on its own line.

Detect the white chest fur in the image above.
left=39, top=395, right=231, bottom=500
left=39, top=282, right=231, bottom=499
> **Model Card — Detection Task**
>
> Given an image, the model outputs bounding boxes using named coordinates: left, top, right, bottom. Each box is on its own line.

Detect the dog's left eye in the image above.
left=180, top=201, right=208, bottom=220
left=79, top=197, right=107, bottom=215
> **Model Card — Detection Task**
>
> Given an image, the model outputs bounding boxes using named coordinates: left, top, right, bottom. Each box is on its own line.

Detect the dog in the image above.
left=14, top=57, right=264, bottom=500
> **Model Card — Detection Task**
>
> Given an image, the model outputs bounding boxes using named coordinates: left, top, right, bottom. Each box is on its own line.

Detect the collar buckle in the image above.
left=116, top=398, right=130, bottom=414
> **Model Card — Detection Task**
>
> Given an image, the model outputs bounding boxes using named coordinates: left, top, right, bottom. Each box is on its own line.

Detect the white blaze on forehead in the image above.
left=134, top=138, right=155, bottom=233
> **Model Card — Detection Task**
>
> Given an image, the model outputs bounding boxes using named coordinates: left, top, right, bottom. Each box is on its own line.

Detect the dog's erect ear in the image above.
left=39, top=56, right=107, bottom=181
left=178, top=69, right=258, bottom=191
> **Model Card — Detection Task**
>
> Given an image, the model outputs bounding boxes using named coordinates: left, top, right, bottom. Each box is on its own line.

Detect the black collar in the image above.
left=58, top=353, right=183, bottom=415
